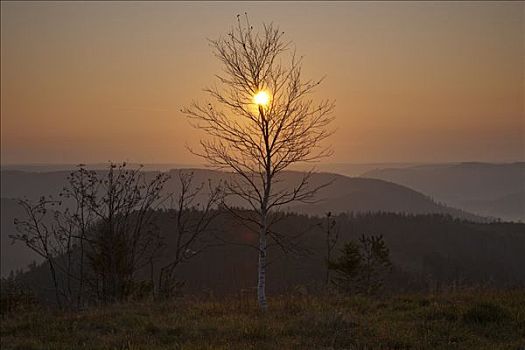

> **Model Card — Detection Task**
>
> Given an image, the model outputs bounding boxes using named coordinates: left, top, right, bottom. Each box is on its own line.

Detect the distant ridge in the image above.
left=1, top=168, right=487, bottom=222
left=363, top=162, right=525, bottom=221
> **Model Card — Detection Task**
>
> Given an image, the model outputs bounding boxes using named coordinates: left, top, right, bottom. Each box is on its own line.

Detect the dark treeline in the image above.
left=170, top=210, right=525, bottom=295
left=8, top=209, right=525, bottom=306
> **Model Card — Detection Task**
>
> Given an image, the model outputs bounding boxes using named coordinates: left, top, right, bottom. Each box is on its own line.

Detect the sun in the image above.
left=253, top=90, right=270, bottom=106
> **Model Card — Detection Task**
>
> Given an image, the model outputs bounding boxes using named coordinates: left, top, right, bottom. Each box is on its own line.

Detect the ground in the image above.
left=1, top=289, right=524, bottom=349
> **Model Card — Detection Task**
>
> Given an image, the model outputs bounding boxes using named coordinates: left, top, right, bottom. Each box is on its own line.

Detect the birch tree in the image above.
left=182, top=14, right=335, bottom=310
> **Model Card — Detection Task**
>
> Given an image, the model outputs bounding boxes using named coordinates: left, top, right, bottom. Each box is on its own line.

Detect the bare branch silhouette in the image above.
left=182, top=14, right=335, bottom=310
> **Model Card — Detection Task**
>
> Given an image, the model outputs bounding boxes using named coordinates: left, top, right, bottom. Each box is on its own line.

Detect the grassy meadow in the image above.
left=1, top=289, right=524, bottom=349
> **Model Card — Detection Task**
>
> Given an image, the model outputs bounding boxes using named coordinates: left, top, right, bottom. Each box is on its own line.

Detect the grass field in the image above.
left=1, top=289, right=524, bottom=349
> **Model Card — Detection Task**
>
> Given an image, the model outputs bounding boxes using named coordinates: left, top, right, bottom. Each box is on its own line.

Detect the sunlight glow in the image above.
left=253, top=91, right=270, bottom=106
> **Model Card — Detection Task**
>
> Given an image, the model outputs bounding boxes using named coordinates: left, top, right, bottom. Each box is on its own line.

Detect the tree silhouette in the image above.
left=323, top=211, right=339, bottom=288
left=158, top=171, right=223, bottom=298
left=182, top=14, right=335, bottom=310
left=329, top=234, right=392, bottom=295
left=12, top=163, right=170, bottom=307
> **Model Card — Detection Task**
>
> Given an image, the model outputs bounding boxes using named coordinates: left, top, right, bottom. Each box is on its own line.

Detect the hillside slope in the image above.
left=363, top=162, right=525, bottom=221
left=1, top=168, right=484, bottom=219
left=11, top=212, right=525, bottom=305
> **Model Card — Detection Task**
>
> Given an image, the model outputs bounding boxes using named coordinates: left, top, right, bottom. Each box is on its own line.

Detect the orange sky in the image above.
left=1, top=1, right=523, bottom=164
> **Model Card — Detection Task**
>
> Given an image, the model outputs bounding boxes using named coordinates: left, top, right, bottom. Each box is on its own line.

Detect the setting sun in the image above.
left=253, top=90, right=270, bottom=106
left=0, top=2, right=523, bottom=345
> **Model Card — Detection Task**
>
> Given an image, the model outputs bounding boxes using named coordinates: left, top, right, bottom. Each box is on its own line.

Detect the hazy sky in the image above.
left=1, top=1, right=524, bottom=164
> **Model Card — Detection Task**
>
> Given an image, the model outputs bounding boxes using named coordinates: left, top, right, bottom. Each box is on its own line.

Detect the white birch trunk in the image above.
left=257, top=213, right=268, bottom=310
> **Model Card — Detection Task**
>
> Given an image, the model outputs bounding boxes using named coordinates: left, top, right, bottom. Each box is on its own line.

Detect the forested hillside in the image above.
left=15, top=211, right=524, bottom=305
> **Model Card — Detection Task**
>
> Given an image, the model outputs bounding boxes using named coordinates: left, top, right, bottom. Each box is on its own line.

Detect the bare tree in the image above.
left=12, top=197, right=64, bottom=307
left=12, top=163, right=170, bottom=306
left=182, top=14, right=335, bottom=310
left=13, top=193, right=96, bottom=309
left=84, top=163, right=169, bottom=303
left=158, top=171, right=223, bottom=298
left=58, top=165, right=98, bottom=308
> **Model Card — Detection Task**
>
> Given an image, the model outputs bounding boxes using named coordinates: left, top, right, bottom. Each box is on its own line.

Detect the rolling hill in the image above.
left=363, top=162, right=525, bottom=222
left=1, top=168, right=484, bottom=219
left=1, top=168, right=486, bottom=276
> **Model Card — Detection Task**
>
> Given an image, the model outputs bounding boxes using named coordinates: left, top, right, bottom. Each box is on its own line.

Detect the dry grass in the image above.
left=1, top=289, right=524, bottom=349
